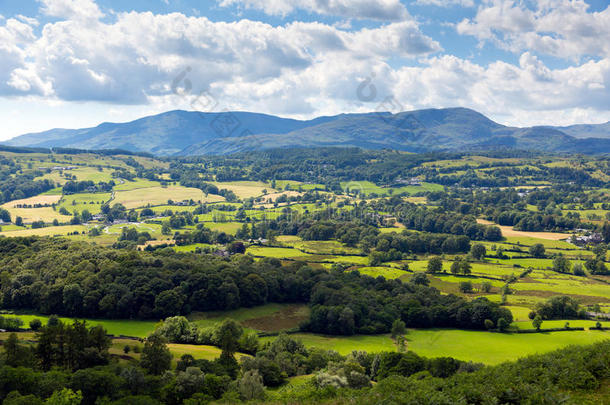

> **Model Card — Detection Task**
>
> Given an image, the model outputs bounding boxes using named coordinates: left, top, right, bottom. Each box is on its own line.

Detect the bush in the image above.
left=497, top=318, right=509, bottom=332
left=529, top=243, right=546, bottom=258
left=29, top=319, right=42, bottom=331
left=426, top=257, right=443, bottom=273
left=481, top=282, right=492, bottom=293
left=238, top=370, right=265, bottom=401
left=459, top=281, right=473, bottom=293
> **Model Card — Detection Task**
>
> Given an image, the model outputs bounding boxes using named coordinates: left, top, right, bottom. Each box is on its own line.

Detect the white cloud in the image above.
left=39, top=0, right=104, bottom=21
left=390, top=53, right=610, bottom=126
left=0, top=18, right=37, bottom=95
left=218, top=0, right=410, bottom=21
left=1, top=0, right=610, bottom=135
left=415, top=0, right=475, bottom=7
left=1, top=9, right=440, bottom=103
left=457, top=0, right=610, bottom=60
left=151, top=49, right=610, bottom=128
left=16, top=15, right=39, bottom=26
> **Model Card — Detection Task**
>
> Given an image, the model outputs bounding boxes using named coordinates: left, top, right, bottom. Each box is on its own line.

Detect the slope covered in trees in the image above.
left=0, top=237, right=510, bottom=334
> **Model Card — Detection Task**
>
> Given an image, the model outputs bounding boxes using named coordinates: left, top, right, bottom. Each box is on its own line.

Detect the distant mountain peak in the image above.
left=5, top=108, right=610, bottom=155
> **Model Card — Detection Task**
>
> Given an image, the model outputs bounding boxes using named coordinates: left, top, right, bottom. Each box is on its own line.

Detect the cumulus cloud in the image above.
left=457, top=0, right=610, bottom=60
left=39, top=0, right=104, bottom=21
left=391, top=53, right=610, bottom=126
left=1, top=0, right=610, bottom=131
left=155, top=48, right=610, bottom=127
left=0, top=17, right=37, bottom=95
left=217, top=0, right=410, bottom=21
left=415, top=0, right=475, bottom=7
left=1, top=8, right=440, bottom=103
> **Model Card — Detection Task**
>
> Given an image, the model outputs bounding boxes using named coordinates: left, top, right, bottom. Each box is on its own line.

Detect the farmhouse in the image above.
left=569, top=232, right=604, bottom=245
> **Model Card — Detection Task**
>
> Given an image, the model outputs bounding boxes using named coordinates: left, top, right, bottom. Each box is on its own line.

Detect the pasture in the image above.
left=340, top=181, right=443, bottom=196
left=353, top=267, right=409, bottom=280
left=3, top=194, right=62, bottom=208
left=0, top=313, right=157, bottom=338
left=405, top=328, right=610, bottom=364
left=0, top=225, right=86, bottom=237
left=2, top=207, right=71, bottom=223
left=114, top=186, right=223, bottom=209
left=113, top=179, right=163, bottom=191
left=36, top=167, right=114, bottom=185
left=275, top=180, right=325, bottom=191
left=260, top=328, right=610, bottom=365
left=167, top=344, right=250, bottom=361
left=57, top=192, right=111, bottom=214
left=213, top=181, right=272, bottom=199
left=204, top=221, right=243, bottom=234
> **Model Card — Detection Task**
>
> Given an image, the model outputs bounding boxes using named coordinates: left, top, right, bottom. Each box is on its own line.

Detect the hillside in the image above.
left=550, top=122, right=610, bottom=139
left=6, top=108, right=610, bottom=155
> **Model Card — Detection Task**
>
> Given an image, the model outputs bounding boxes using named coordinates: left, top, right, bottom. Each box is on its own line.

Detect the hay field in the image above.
left=3, top=194, right=62, bottom=208
left=114, top=186, right=224, bottom=209
left=477, top=219, right=571, bottom=241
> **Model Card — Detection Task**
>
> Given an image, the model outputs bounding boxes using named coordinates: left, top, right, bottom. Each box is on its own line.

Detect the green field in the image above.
left=0, top=313, right=157, bottom=338
left=167, top=344, right=250, bottom=361
left=57, top=192, right=111, bottom=215
left=113, top=179, right=163, bottom=191
left=353, top=267, right=409, bottom=279
left=213, top=181, right=272, bottom=199
left=0, top=225, right=87, bottom=237
left=36, top=167, right=115, bottom=185
left=247, top=246, right=312, bottom=259
left=340, top=180, right=444, bottom=196
left=261, top=333, right=397, bottom=355
left=204, top=221, right=243, bottom=234
left=511, top=320, right=610, bottom=329
left=505, top=306, right=532, bottom=321
left=405, top=328, right=610, bottom=364
left=275, top=180, right=325, bottom=191
left=261, top=328, right=610, bottom=364
left=283, top=240, right=362, bottom=255
left=502, top=236, right=576, bottom=249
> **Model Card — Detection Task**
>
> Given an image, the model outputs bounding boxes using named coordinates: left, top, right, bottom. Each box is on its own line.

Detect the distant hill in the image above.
left=549, top=122, right=610, bottom=139
left=5, top=108, right=610, bottom=155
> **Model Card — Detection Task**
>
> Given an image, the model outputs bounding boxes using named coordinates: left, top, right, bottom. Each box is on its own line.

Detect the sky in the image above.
left=0, top=0, right=609, bottom=140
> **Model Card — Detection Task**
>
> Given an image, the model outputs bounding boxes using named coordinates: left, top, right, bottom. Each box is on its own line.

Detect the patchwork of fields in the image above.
left=1, top=151, right=609, bottom=369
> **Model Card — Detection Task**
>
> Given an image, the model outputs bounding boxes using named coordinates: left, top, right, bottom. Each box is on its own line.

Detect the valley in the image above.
left=0, top=146, right=609, bottom=403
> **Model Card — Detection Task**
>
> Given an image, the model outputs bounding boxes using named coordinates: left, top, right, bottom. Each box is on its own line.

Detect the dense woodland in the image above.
left=0, top=237, right=511, bottom=334
left=173, top=147, right=606, bottom=188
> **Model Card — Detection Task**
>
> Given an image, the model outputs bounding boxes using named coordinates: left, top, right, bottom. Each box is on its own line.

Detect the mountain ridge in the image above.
left=5, top=108, right=610, bottom=155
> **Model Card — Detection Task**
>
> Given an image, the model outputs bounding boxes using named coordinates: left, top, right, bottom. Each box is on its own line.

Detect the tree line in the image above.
left=0, top=237, right=510, bottom=334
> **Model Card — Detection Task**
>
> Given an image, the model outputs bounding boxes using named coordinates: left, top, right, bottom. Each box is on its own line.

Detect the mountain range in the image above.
left=5, top=108, right=610, bottom=156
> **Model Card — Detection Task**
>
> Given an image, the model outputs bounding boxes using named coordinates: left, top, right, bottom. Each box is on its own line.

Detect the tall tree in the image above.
left=140, top=334, right=172, bottom=375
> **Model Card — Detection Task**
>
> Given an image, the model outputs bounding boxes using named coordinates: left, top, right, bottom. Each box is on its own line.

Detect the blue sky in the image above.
left=0, top=0, right=609, bottom=139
